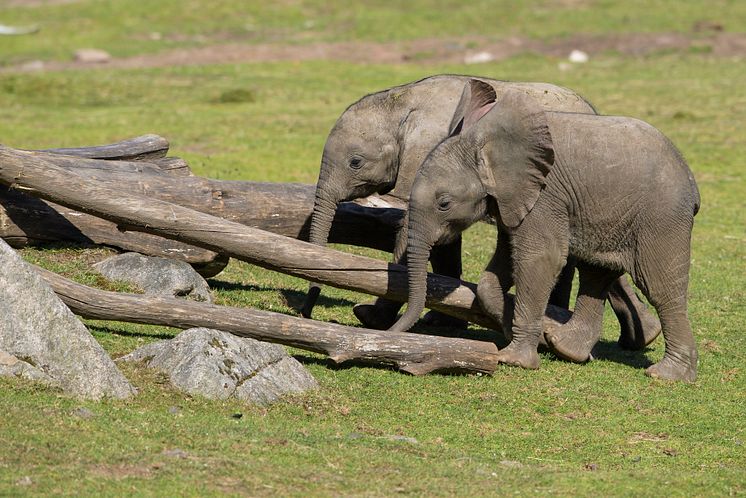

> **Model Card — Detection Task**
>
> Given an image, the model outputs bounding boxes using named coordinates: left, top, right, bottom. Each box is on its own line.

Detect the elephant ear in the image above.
left=474, top=89, right=554, bottom=229
left=447, top=79, right=497, bottom=137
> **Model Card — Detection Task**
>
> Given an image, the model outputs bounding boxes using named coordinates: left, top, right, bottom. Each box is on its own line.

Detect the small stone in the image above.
left=168, top=406, right=181, bottom=415
left=568, top=49, right=589, bottom=63
left=72, top=407, right=96, bottom=419
left=464, top=51, right=494, bottom=64
left=15, top=476, right=32, bottom=486
left=162, top=448, right=189, bottom=459
left=584, top=463, right=599, bottom=471
left=73, top=48, right=111, bottom=64
left=386, top=435, right=418, bottom=444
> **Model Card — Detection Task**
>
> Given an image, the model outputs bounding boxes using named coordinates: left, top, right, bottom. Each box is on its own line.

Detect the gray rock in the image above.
left=93, top=252, right=212, bottom=303
left=73, top=48, right=111, bottom=63
left=0, top=350, right=58, bottom=385
left=120, top=328, right=318, bottom=405
left=0, top=239, right=135, bottom=399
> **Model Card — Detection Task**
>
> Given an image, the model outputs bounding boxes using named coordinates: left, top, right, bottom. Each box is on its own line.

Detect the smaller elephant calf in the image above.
left=390, top=80, right=700, bottom=382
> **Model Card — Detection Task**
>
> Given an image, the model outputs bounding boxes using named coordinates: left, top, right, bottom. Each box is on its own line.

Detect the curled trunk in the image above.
left=301, top=182, right=338, bottom=317
left=389, top=213, right=432, bottom=332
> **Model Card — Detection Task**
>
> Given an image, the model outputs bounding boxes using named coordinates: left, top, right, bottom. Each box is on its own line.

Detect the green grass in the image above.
left=1, top=0, right=745, bottom=63
left=1, top=2, right=745, bottom=495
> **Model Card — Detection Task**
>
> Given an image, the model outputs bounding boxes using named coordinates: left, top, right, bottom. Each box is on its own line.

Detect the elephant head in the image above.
left=302, top=93, right=412, bottom=317
left=389, top=80, right=554, bottom=332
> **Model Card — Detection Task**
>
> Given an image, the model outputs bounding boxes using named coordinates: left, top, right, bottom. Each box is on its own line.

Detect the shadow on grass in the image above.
left=590, top=339, right=655, bottom=370
left=279, top=288, right=357, bottom=314
left=87, top=324, right=176, bottom=341
left=208, top=279, right=358, bottom=311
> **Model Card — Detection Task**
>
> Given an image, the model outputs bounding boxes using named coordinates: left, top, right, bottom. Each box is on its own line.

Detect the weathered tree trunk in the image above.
left=0, top=145, right=570, bottom=333
left=2, top=145, right=404, bottom=261
left=37, top=266, right=500, bottom=375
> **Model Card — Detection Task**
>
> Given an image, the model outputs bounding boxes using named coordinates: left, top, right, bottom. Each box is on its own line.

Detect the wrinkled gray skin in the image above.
left=390, top=80, right=700, bottom=382
left=304, top=74, right=660, bottom=350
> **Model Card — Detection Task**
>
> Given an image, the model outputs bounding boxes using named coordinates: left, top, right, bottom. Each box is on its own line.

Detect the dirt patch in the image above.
left=4, top=31, right=746, bottom=73
left=4, top=0, right=80, bottom=6
left=88, top=463, right=155, bottom=480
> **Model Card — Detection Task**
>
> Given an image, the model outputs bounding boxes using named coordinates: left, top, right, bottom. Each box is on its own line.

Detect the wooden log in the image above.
left=0, top=185, right=220, bottom=263
left=1, top=150, right=404, bottom=254
left=0, top=146, right=570, bottom=333
left=36, top=134, right=170, bottom=161
left=37, top=266, right=500, bottom=375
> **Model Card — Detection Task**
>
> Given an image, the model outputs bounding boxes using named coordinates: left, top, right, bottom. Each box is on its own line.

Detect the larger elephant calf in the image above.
left=390, top=80, right=700, bottom=382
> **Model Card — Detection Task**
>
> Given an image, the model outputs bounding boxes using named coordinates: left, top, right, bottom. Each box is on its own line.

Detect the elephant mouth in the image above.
left=378, top=181, right=396, bottom=195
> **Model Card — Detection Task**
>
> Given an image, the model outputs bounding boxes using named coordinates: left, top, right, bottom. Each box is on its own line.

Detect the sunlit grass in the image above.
left=0, top=18, right=744, bottom=497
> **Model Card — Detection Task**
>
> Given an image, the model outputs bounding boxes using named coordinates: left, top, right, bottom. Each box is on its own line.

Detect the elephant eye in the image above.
left=349, top=156, right=363, bottom=170
left=437, top=195, right=452, bottom=211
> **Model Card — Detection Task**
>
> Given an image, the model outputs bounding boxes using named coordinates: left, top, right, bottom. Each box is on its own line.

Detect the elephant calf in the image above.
left=302, top=74, right=660, bottom=353
left=390, top=80, right=700, bottom=382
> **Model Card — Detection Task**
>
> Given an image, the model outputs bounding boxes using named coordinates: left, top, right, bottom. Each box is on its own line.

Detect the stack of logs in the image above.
left=0, top=135, right=570, bottom=375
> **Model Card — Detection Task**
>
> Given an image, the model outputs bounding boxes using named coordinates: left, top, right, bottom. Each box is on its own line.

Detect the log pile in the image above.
left=0, top=137, right=571, bottom=375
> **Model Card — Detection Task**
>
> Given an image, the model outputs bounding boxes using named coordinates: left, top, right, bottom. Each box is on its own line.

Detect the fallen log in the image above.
left=37, top=266, right=499, bottom=375
left=2, top=148, right=405, bottom=255
left=36, top=134, right=170, bottom=161
left=0, top=185, right=227, bottom=275
left=0, top=146, right=570, bottom=333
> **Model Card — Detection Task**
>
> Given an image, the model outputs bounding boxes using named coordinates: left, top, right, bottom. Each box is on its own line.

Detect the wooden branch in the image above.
left=36, top=134, right=170, bottom=161
left=0, top=185, right=225, bottom=272
left=37, top=266, right=500, bottom=375
left=0, top=146, right=570, bottom=333
left=1, top=150, right=404, bottom=254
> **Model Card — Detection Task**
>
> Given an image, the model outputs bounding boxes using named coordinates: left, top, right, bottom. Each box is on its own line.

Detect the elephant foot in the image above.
left=545, top=320, right=600, bottom=363
left=421, top=310, right=467, bottom=328
left=495, top=343, right=540, bottom=370
left=353, top=301, right=400, bottom=330
left=645, top=349, right=698, bottom=383
left=617, top=309, right=662, bottom=350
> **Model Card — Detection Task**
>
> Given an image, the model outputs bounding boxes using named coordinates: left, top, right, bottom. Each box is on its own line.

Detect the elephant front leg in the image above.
left=497, top=242, right=565, bottom=370
left=476, top=234, right=513, bottom=333
left=545, top=265, right=622, bottom=362
left=608, top=277, right=662, bottom=350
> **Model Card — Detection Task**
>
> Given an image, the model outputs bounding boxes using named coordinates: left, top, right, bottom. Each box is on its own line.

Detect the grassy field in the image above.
left=1, top=1, right=745, bottom=496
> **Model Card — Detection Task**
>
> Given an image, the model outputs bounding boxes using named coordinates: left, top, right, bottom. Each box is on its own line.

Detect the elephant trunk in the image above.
left=388, top=212, right=433, bottom=333
left=301, top=179, right=338, bottom=318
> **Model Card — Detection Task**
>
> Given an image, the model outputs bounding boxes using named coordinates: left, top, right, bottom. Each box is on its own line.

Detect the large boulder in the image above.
left=0, top=239, right=135, bottom=399
left=93, top=252, right=212, bottom=302
left=120, top=328, right=318, bottom=405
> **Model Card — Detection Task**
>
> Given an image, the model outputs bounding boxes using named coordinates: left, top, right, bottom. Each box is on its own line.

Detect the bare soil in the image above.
left=5, top=31, right=746, bottom=73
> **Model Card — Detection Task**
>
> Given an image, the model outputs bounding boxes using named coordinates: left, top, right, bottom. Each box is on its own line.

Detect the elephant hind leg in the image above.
left=633, top=234, right=697, bottom=382
left=608, top=277, right=662, bottom=350
left=546, top=265, right=622, bottom=363
left=548, top=260, right=575, bottom=309
left=643, top=299, right=697, bottom=382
